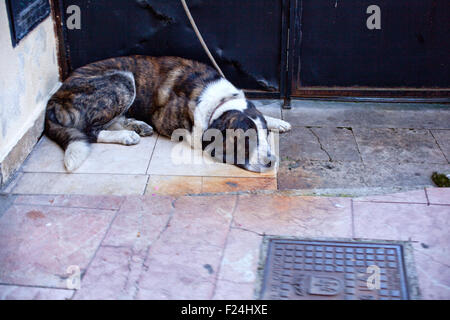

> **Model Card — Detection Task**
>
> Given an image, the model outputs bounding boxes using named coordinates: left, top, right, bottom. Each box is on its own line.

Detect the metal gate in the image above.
left=288, top=0, right=450, bottom=101
left=51, top=0, right=450, bottom=102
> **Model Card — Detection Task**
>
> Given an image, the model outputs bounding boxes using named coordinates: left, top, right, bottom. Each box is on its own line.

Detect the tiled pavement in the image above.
left=279, top=101, right=450, bottom=191
left=0, top=100, right=449, bottom=300
left=3, top=100, right=449, bottom=196
left=0, top=188, right=448, bottom=300
left=2, top=102, right=280, bottom=196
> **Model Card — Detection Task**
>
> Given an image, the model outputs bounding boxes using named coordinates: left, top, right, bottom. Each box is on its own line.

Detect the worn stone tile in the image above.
left=102, top=196, right=173, bottom=250
left=23, top=136, right=157, bottom=175
left=283, top=100, right=450, bottom=129
left=413, top=249, right=450, bottom=300
left=74, top=246, right=145, bottom=300
left=0, top=204, right=115, bottom=288
left=280, top=127, right=361, bottom=162
left=431, top=130, right=450, bottom=162
left=0, top=285, right=73, bottom=300
left=233, top=194, right=352, bottom=238
left=355, top=189, right=428, bottom=204
left=217, top=228, right=262, bottom=284
left=10, top=173, right=148, bottom=195
left=147, top=137, right=276, bottom=178
left=136, top=195, right=236, bottom=299
left=363, top=161, right=450, bottom=188
left=14, top=195, right=123, bottom=210
left=354, top=128, right=447, bottom=164
left=212, top=280, right=256, bottom=300
left=251, top=100, right=282, bottom=119
left=145, top=175, right=202, bottom=196
left=202, top=177, right=277, bottom=193
left=280, top=128, right=330, bottom=161
left=426, top=188, right=450, bottom=205
left=278, top=160, right=367, bottom=190
left=353, top=202, right=450, bottom=261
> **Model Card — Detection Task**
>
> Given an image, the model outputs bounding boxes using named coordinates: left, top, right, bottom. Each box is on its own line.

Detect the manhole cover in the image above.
left=260, top=239, right=411, bottom=300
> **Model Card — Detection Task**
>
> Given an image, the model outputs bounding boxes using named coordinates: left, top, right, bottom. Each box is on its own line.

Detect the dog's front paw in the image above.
left=275, top=119, right=292, bottom=133
left=121, top=131, right=141, bottom=145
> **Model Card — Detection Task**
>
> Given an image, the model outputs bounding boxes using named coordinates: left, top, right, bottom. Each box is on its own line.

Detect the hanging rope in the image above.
left=180, top=0, right=226, bottom=78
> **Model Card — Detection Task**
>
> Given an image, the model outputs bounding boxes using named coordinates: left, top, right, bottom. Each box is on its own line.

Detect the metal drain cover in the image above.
left=260, top=239, right=410, bottom=300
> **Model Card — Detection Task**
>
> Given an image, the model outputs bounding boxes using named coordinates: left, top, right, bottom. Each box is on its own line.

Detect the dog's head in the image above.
left=202, top=100, right=276, bottom=172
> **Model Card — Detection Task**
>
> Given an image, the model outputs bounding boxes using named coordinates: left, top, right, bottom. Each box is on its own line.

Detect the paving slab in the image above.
left=355, top=189, right=428, bottom=204
left=202, top=177, right=277, bottom=193
left=283, top=101, right=450, bottom=129
left=102, top=196, right=174, bottom=250
left=73, top=245, right=146, bottom=300
left=0, top=204, right=115, bottom=288
left=413, top=250, right=450, bottom=300
left=426, top=188, right=450, bottom=205
left=136, top=195, right=236, bottom=299
left=353, top=201, right=450, bottom=299
left=212, top=280, right=256, bottom=300
left=280, top=128, right=331, bottom=161
left=363, top=161, right=450, bottom=188
left=14, top=195, right=123, bottom=210
left=278, top=160, right=367, bottom=190
left=9, top=172, right=148, bottom=195
left=216, top=228, right=262, bottom=284
left=353, top=202, right=449, bottom=262
left=23, top=136, right=157, bottom=175
left=145, top=175, right=202, bottom=196
left=0, top=285, right=73, bottom=300
left=431, top=130, right=450, bottom=162
left=354, top=128, right=447, bottom=164
left=233, top=194, right=352, bottom=238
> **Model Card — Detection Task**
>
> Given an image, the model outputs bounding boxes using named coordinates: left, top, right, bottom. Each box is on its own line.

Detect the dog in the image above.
left=45, top=56, right=291, bottom=172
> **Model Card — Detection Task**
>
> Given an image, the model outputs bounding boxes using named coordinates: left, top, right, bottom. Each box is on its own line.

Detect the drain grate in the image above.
left=260, top=239, right=410, bottom=300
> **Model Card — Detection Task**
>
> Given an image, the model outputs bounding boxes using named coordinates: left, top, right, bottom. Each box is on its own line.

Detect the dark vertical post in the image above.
left=49, top=0, right=71, bottom=80
left=283, top=0, right=296, bottom=109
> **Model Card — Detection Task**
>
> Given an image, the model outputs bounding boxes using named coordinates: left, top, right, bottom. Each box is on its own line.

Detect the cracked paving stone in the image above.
left=431, top=130, right=450, bottom=163
left=280, top=128, right=330, bottom=161
left=278, top=160, right=367, bottom=190
left=135, top=195, right=236, bottom=299
left=354, top=128, right=448, bottom=164
left=73, top=246, right=146, bottom=300
left=280, top=127, right=361, bottom=162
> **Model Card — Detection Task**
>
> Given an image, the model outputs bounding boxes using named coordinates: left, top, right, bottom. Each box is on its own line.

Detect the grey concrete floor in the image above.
left=273, top=99, right=450, bottom=194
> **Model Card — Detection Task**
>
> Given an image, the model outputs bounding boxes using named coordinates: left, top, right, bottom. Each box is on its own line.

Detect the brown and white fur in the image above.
left=45, top=56, right=291, bottom=172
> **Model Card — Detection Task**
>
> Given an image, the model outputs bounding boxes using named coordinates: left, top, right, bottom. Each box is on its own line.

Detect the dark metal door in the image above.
left=56, top=0, right=286, bottom=96
left=289, top=0, right=450, bottom=99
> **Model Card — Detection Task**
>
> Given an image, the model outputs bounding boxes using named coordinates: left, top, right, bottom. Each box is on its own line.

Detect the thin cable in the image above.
left=180, top=0, right=226, bottom=78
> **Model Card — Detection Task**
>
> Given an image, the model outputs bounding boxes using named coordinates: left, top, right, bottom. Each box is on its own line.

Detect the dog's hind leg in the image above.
left=107, top=116, right=154, bottom=137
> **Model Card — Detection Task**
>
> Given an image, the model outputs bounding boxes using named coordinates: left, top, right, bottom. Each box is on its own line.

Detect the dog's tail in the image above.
left=45, top=105, right=91, bottom=172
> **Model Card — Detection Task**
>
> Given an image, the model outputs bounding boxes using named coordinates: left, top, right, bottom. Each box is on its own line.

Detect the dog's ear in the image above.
left=203, top=111, right=255, bottom=164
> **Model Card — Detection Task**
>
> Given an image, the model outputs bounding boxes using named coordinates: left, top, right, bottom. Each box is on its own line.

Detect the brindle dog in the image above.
left=45, top=56, right=291, bottom=172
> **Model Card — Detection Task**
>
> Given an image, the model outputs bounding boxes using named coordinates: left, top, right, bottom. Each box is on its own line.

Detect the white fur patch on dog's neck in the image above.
left=195, top=78, right=246, bottom=132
